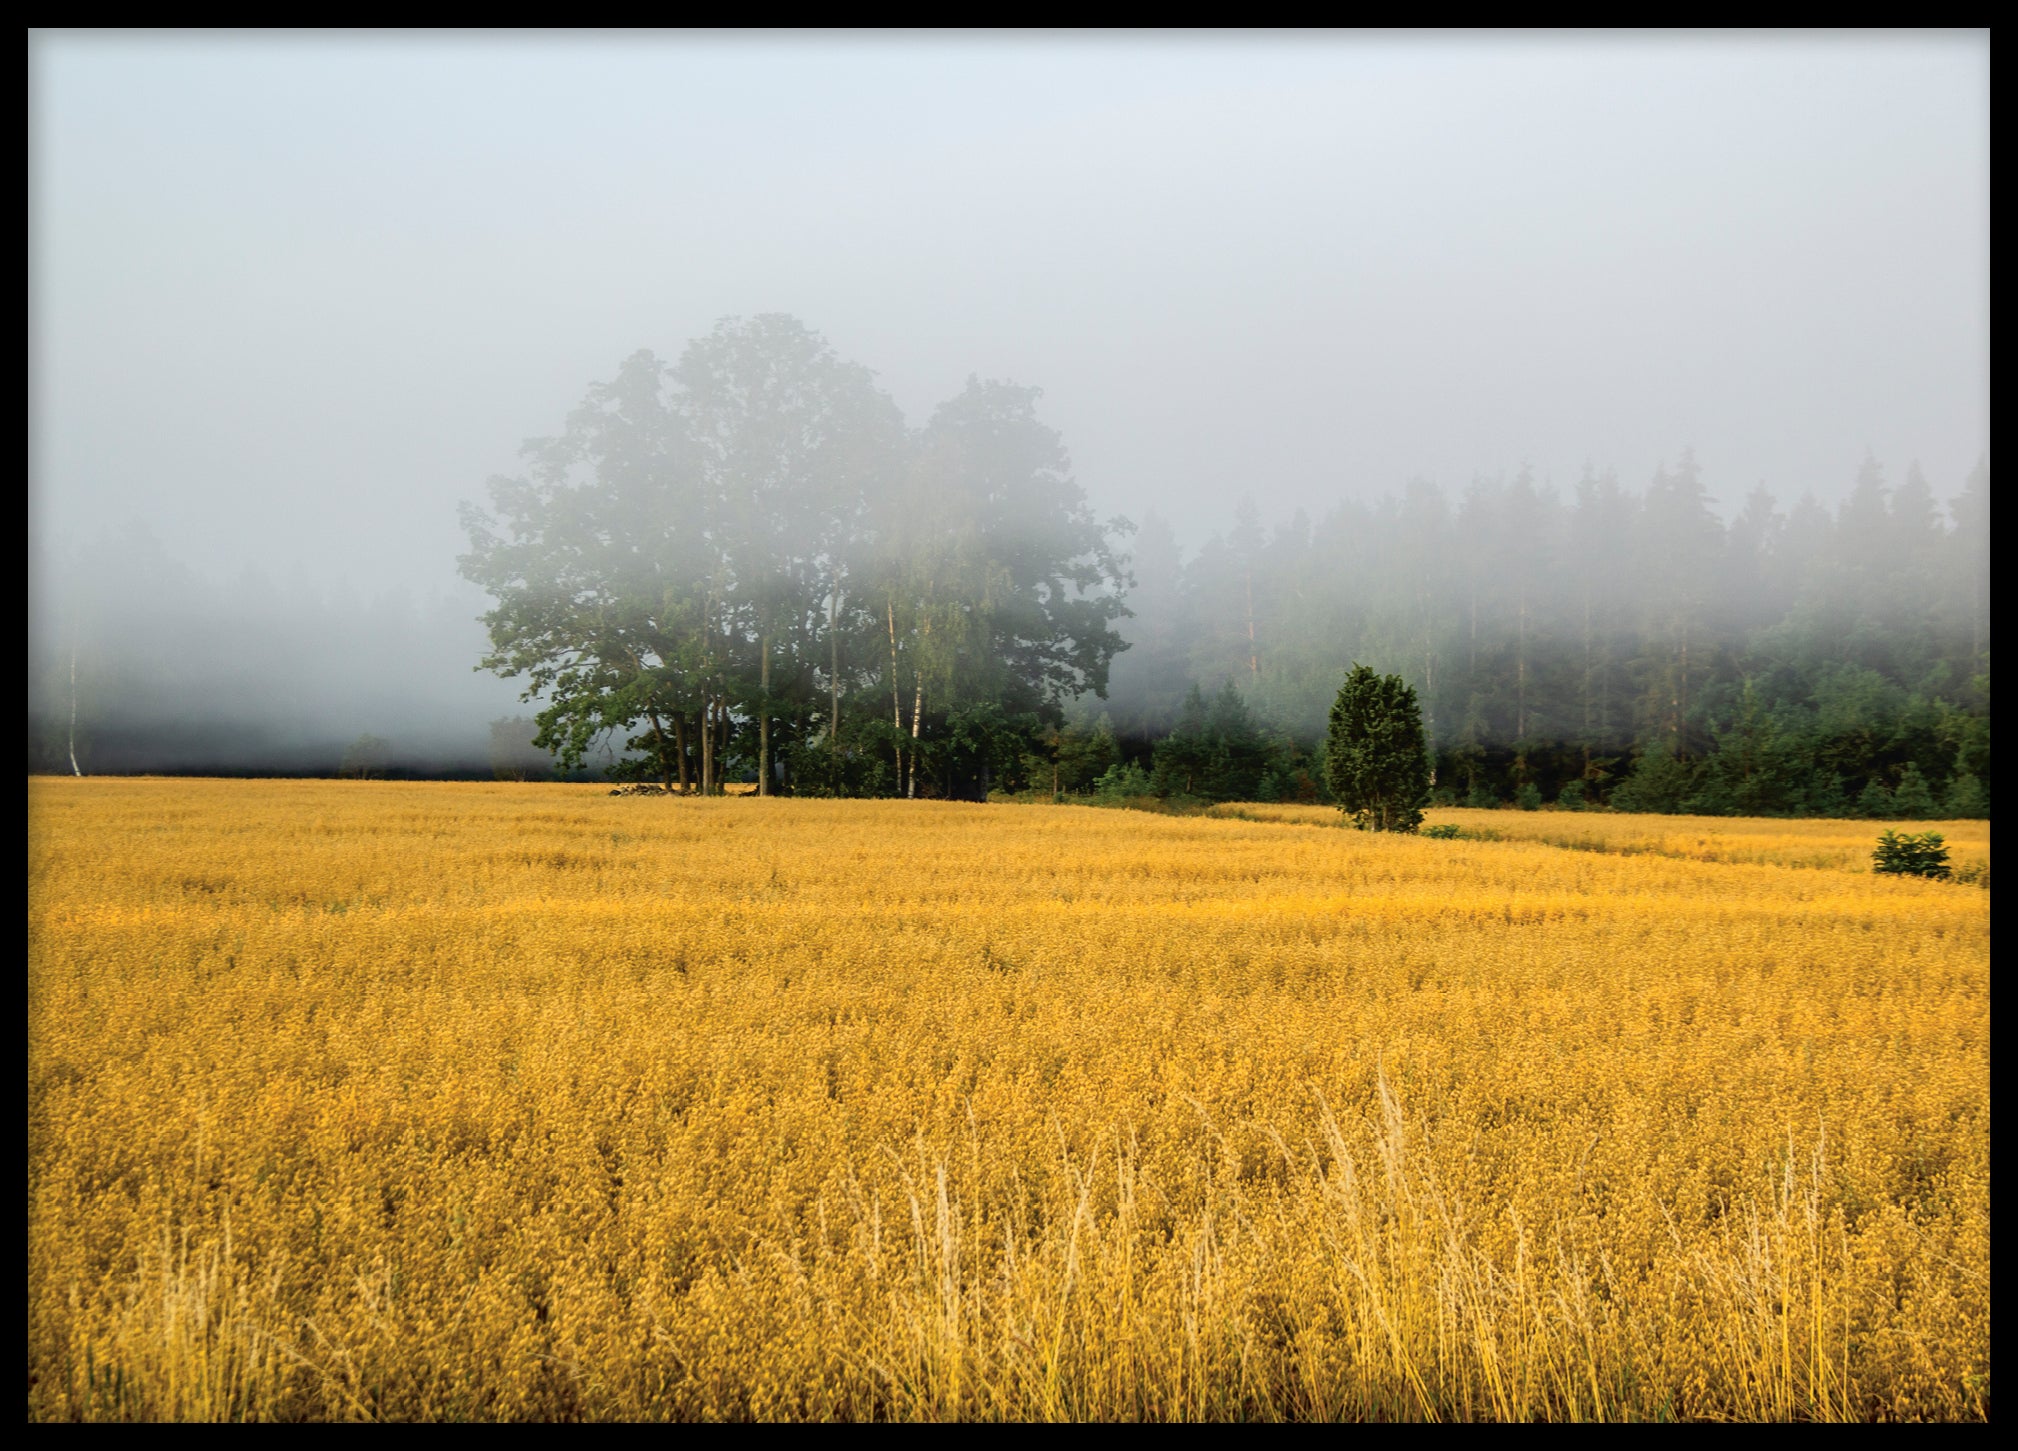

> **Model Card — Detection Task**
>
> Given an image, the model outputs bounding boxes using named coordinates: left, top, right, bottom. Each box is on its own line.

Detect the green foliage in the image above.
left=1942, top=773, right=1988, bottom=818
left=1422, top=823, right=1464, bottom=840
left=1200, top=682, right=1271, bottom=801
left=1891, top=763, right=1937, bottom=820
left=944, top=703, right=1045, bottom=797
left=1872, top=829, right=1951, bottom=879
left=1149, top=685, right=1212, bottom=799
left=1147, top=682, right=1286, bottom=803
left=1092, top=761, right=1153, bottom=800
left=1680, top=684, right=1814, bottom=815
left=782, top=736, right=892, bottom=799
left=1556, top=779, right=1587, bottom=810
left=1514, top=783, right=1543, bottom=811
left=1094, top=456, right=1989, bottom=828
left=1255, top=764, right=1323, bottom=805
left=1802, top=772, right=1850, bottom=818
left=1019, top=716, right=1117, bottom=798
left=1325, top=664, right=1431, bottom=833
left=1856, top=778, right=1896, bottom=819
left=1610, top=751, right=1697, bottom=814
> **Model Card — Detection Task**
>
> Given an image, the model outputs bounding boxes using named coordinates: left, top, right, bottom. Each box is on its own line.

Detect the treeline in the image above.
left=29, top=308, right=1991, bottom=819
left=1105, top=452, right=1991, bottom=817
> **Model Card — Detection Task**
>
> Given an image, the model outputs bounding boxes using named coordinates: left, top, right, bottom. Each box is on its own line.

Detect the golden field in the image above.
left=27, top=779, right=1989, bottom=1421
left=1208, top=803, right=1992, bottom=881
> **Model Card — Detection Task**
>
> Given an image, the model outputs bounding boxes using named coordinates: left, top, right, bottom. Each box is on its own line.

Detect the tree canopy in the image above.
left=457, top=316, right=1130, bottom=797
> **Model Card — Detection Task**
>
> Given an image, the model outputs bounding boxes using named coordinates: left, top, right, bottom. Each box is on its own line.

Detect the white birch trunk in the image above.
left=68, top=638, right=83, bottom=777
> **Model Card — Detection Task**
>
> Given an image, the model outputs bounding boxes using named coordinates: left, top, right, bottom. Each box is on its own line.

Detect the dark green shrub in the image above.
left=1422, top=823, right=1463, bottom=840
left=1872, top=829, right=1950, bottom=879
left=1092, top=761, right=1153, bottom=801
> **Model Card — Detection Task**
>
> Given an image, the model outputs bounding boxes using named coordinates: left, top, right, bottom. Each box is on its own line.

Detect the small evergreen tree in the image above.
left=1199, top=681, right=1270, bottom=802
left=1515, top=782, right=1544, bottom=811
left=1856, top=777, right=1896, bottom=819
left=1324, top=664, right=1431, bottom=832
left=1150, top=685, right=1212, bottom=798
left=1872, top=829, right=1951, bottom=878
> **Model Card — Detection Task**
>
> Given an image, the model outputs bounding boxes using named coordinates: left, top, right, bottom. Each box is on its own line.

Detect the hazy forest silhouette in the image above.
left=29, top=319, right=1990, bottom=820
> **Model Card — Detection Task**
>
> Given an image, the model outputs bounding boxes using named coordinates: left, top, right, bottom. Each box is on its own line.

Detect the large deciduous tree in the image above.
left=459, top=319, right=1129, bottom=797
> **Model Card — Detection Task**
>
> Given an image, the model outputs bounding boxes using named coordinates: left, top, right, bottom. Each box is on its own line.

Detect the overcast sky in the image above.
left=30, top=30, right=1989, bottom=601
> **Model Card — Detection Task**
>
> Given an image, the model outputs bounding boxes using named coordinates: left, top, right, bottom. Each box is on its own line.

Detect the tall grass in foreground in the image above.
left=29, top=781, right=1988, bottom=1419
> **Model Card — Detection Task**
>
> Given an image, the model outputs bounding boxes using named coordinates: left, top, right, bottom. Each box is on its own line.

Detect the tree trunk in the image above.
left=647, top=708, right=673, bottom=791
left=888, top=598, right=904, bottom=793
left=1245, top=569, right=1258, bottom=682
left=701, top=694, right=714, bottom=797
left=1423, top=648, right=1437, bottom=788
left=1971, top=561, right=1983, bottom=666
left=699, top=601, right=714, bottom=797
left=1678, top=623, right=1690, bottom=762
left=908, top=674, right=924, bottom=799
left=1599, top=626, right=1612, bottom=749
left=829, top=582, right=843, bottom=757
left=68, top=637, right=82, bottom=777
left=674, top=713, right=690, bottom=793
left=758, top=632, right=771, bottom=797
left=1580, top=596, right=1593, bottom=782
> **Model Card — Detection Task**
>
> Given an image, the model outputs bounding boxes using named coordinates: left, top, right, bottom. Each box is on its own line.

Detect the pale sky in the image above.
left=30, top=30, right=1989, bottom=602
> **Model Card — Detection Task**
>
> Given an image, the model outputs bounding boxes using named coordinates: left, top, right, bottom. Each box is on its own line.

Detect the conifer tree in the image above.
left=1325, top=665, right=1432, bottom=832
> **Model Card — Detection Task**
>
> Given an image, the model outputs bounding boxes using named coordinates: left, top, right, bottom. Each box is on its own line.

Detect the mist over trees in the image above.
left=28, top=318, right=1989, bottom=820
left=458, top=315, right=1130, bottom=799
left=1106, top=452, right=1991, bottom=816
left=26, top=526, right=532, bottom=778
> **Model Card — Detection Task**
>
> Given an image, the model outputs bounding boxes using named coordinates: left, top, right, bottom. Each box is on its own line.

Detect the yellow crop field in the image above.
left=28, top=779, right=1989, bottom=1421
left=1210, top=803, right=1993, bottom=880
